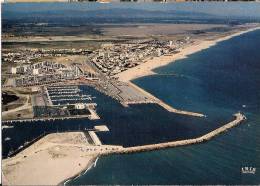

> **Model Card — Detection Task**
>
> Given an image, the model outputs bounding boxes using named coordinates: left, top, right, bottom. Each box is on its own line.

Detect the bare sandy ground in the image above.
left=2, top=132, right=97, bottom=185
left=53, top=55, right=97, bottom=74
left=2, top=132, right=123, bottom=185
left=2, top=35, right=123, bottom=43
left=2, top=88, right=34, bottom=120
left=115, top=26, right=260, bottom=82
left=101, top=23, right=228, bottom=37
left=2, top=24, right=226, bottom=42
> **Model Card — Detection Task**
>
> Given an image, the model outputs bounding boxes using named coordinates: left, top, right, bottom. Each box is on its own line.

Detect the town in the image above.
left=8, top=61, right=85, bottom=87
left=2, top=37, right=191, bottom=85
left=2, top=35, right=196, bottom=122
left=88, top=39, right=188, bottom=76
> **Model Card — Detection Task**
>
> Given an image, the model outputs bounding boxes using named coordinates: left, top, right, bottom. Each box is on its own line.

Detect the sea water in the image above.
left=68, top=29, right=260, bottom=185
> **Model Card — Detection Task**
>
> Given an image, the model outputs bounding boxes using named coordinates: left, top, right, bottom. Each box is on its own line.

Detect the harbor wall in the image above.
left=127, top=82, right=205, bottom=117
left=2, top=114, right=90, bottom=123
left=101, top=113, right=245, bottom=155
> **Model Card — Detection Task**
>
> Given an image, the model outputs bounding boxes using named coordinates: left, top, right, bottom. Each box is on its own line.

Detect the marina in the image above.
left=47, top=85, right=95, bottom=105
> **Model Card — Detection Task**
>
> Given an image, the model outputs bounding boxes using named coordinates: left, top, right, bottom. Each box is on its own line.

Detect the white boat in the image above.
left=4, top=137, right=11, bottom=141
left=2, top=125, right=14, bottom=130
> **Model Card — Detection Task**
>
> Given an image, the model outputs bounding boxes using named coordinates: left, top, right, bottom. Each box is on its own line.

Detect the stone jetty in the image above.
left=101, top=112, right=245, bottom=155
left=127, top=82, right=205, bottom=117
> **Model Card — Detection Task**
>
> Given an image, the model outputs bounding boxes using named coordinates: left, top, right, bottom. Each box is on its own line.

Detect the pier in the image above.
left=51, top=97, right=92, bottom=102
left=2, top=115, right=91, bottom=123
left=123, top=100, right=157, bottom=105
left=88, top=107, right=100, bottom=120
left=101, top=113, right=245, bottom=155
left=49, top=94, right=91, bottom=98
left=88, top=131, right=102, bottom=146
left=47, top=85, right=79, bottom=88
left=46, top=86, right=80, bottom=94
left=44, top=87, right=53, bottom=106
left=47, top=88, right=80, bottom=92
left=48, top=91, right=80, bottom=95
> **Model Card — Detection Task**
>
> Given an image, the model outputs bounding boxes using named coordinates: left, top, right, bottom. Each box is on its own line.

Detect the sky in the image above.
left=2, top=2, right=260, bottom=19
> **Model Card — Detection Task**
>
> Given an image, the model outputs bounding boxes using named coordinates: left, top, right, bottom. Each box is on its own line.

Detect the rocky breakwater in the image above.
left=101, top=113, right=246, bottom=155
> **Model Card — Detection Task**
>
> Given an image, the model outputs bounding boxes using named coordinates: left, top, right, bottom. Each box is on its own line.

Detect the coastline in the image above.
left=115, top=26, right=260, bottom=82
left=3, top=26, right=259, bottom=186
left=60, top=156, right=98, bottom=186
left=114, top=26, right=260, bottom=117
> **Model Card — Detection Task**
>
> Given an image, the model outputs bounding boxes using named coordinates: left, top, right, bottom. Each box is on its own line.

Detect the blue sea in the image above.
left=68, top=29, right=260, bottom=185
left=2, top=2, right=260, bottom=185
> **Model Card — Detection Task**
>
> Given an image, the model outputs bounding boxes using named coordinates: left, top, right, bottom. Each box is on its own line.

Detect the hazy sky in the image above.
left=3, top=2, right=260, bottom=19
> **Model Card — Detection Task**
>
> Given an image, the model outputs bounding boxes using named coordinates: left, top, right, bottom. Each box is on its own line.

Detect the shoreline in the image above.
left=60, top=156, right=98, bottom=186
left=115, top=26, right=260, bottom=82
left=114, top=26, right=260, bottom=117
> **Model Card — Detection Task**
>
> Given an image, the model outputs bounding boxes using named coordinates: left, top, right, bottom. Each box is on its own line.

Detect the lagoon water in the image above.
left=68, top=30, right=260, bottom=185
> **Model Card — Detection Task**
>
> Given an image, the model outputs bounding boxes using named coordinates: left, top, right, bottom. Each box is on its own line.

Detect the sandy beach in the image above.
left=115, top=26, right=260, bottom=82
left=2, top=132, right=97, bottom=185
left=2, top=132, right=123, bottom=185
